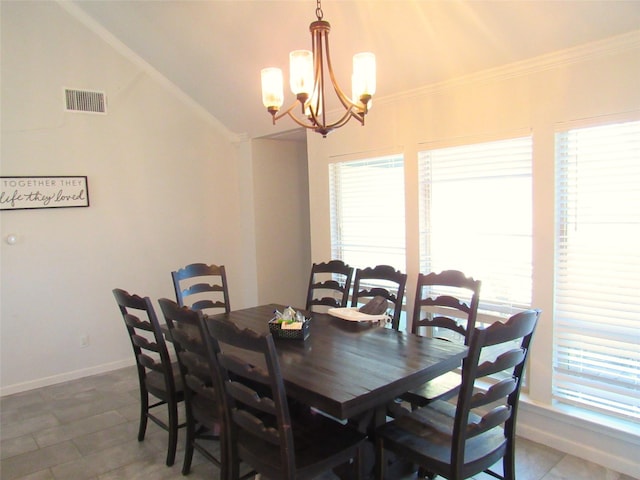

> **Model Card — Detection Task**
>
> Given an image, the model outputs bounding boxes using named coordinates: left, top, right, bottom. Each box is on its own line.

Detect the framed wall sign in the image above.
left=0, top=176, right=90, bottom=210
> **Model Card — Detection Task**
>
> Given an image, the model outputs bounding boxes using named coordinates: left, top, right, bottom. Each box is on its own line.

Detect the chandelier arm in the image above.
left=312, top=26, right=328, bottom=129
left=273, top=100, right=326, bottom=132
left=287, top=113, right=323, bottom=130
left=271, top=99, right=303, bottom=124
left=272, top=90, right=361, bottom=132
left=274, top=104, right=318, bottom=130
left=325, top=107, right=364, bottom=130
left=322, top=29, right=364, bottom=112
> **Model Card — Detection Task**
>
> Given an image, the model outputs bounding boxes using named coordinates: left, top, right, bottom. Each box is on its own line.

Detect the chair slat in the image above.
left=182, top=283, right=225, bottom=296
left=138, top=353, right=163, bottom=372
left=466, top=405, right=512, bottom=438
left=477, top=349, right=526, bottom=378
left=131, top=334, right=158, bottom=351
left=470, top=377, right=517, bottom=408
left=233, top=409, right=281, bottom=445
left=124, top=314, right=153, bottom=331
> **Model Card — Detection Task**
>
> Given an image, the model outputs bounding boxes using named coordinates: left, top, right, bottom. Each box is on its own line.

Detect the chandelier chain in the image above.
left=316, top=0, right=323, bottom=20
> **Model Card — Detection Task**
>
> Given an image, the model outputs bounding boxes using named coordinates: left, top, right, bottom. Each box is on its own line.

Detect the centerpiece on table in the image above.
left=269, top=306, right=311, bottom=340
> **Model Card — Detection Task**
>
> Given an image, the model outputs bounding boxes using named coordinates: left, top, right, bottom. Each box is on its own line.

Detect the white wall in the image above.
left=252, top=139, right=311, bottom=308
left=307, top=31, right=640, bottom=477
left=0, top=1, right=261, bottom=394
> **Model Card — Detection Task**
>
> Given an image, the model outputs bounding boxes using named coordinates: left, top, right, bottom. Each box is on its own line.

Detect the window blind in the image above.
left=418, top=136, right=533, bottom=316
left=329, top=155, right=406, bottom=271
left=554, top=120, right=640, bottom=423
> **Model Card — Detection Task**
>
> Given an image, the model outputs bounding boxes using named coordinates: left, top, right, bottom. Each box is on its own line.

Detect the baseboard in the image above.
left=517, top=399, right=640, bottom=478
left=0, top=358, right=134, bottom=397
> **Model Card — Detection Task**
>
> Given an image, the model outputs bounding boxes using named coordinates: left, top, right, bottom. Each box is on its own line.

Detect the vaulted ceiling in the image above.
left=68, top=0, right=640, bottom=140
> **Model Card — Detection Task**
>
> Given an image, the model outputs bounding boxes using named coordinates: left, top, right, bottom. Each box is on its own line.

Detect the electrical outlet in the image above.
left=80, top=334, right=90, bottom=348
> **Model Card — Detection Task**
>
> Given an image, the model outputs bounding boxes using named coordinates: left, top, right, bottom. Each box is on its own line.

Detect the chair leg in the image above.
left=229, top=444, right=240, bottom=480
left=138, top=389, right=149, bottom=441
left=354, top=445, right=363, bottom=480
left=503, top=442, right=516, bottom=480
left=219, top=428, right=229, bottom=480
left=375, top=437, right=385, bottom=480
left=166, top=398, right=179, bottom=466
left=182, top=419, right=195, bottom=475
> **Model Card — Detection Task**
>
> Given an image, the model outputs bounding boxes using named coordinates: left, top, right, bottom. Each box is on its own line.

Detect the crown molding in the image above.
left=378, top=30, right=640, bottom=106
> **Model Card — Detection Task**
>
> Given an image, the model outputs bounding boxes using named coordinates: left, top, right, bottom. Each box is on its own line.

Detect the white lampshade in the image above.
left=352, top=52, right=376, bottom=100
left=289, top=50, right=314, bottom=96
left=261, top=67, right=284, bottom=109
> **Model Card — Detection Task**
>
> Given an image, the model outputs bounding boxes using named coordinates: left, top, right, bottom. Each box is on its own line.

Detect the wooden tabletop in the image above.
left=202, top=304, right=468, bottom=422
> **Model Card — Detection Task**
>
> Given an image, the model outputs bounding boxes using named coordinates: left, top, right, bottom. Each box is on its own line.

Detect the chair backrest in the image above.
left=305, top=260, right=354, bottom=311
left=205, top=317, right=297, bottom=479
left=351, top=265, right=407, bottom=330
left=158, top=298, right=222, bottom=423
left=112, top=288, right=176, bottom=398
left=411, top=270, right=481, bottom=345
left=452, top=309, right=540, bottom=477
left=171, top=263, right=230, bottom=314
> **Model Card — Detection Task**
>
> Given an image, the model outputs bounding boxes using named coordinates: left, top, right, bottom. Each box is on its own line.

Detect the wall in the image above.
left=252, top=139, right=311, bottom=308
left=0, top=1, right=260, bottom=394
left=307, top=31, right=640, bottom=477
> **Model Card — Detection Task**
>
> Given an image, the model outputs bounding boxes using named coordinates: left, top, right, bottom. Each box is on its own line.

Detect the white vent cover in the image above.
left=64, top=89, right=106, bottom=114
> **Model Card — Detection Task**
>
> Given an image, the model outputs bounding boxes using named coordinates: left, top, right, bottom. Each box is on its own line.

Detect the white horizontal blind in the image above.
left=418, top=136, right=533, bottom=316
left=554, top=120, right=640, bottom=423
left=329, top=155, right=406, bottom=272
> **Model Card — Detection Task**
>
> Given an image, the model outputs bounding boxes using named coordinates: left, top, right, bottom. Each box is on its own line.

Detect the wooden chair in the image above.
left=351, top=265, right=407, bottom=330
left=375, top=309, right=541, bottom=480
left=112, top=288, right=184, bottom=466
left=401, top=270, right=481, bottom=409
left=158, top=298, right=226, bottom=477
left=305, top=260, right=354, bottom=312
left=204, top=316, right=367, bottom=480
left=171, top=262, right=231, bottom=314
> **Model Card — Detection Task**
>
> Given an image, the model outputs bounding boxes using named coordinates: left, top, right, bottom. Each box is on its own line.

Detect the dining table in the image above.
left=203, top=303, right=467, bottom=425
left=205, top=304, right=467, bottom=476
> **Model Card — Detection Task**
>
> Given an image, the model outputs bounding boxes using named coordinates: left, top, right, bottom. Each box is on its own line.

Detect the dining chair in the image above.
left=204, top=316, right=367, bottom=480
left=351, top=265, right=407, bottom=330
left=171, top=262, right=231, bottom=314
left=305, top=259, right=354, bottom=312
left=157, top=298, right=226, bottom=477
left=112, top=288, right=185, bottom=467
left=401, top=270, right=481, bottom=409
left=375, top=308, right=541, bottom=480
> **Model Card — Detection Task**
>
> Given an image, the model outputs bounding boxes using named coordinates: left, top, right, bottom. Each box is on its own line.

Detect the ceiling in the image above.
left=67, top=0, right=640, bottom=141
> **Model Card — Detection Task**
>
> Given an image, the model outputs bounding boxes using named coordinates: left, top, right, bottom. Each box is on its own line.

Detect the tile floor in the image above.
left=0, top=366, right=635, bottom=480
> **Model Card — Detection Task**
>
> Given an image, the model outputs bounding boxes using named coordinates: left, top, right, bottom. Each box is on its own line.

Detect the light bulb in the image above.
left=289, top=50, right=313, bottom=96
left=352, top=52, right=376, bottom=102
left=261, top=68, right=284, bottom=110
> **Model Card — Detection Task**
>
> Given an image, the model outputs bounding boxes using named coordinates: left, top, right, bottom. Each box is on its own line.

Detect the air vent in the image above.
left=64, top=89, right=106, bottom=114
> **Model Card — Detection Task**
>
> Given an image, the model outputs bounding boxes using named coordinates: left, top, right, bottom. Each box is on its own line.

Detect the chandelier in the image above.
left=260, top=0, right=376, bottom=137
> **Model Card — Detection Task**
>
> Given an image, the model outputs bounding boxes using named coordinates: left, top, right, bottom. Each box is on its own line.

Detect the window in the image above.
left=554, top=120, right=640, bottom=423
left=329, top=155, right=405, bottom=271
left=418, top=136, right=533, bottom=317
